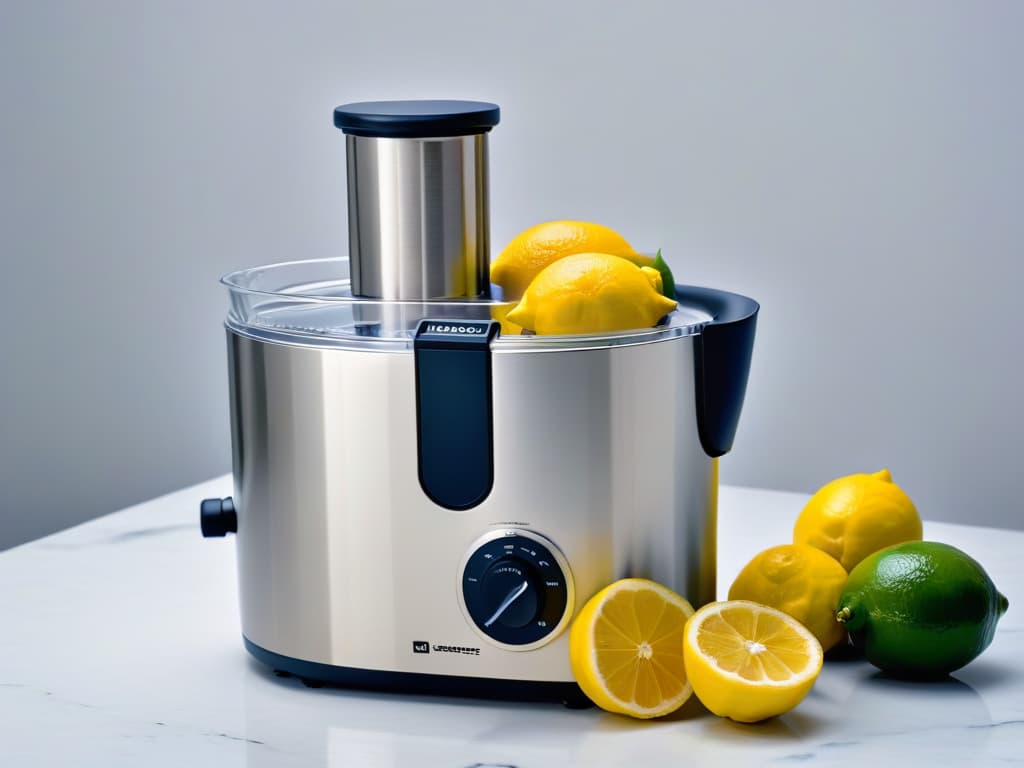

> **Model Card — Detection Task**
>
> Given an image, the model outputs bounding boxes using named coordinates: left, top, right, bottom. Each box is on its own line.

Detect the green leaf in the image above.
left=652, top=249, right=677, bottom=300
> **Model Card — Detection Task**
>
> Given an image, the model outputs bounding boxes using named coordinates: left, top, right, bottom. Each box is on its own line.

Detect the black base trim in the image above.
left=244, top=636, right=592, bottom=707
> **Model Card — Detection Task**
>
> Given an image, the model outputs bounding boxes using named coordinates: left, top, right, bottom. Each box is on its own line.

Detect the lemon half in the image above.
left=569, top=578, right=694, bottom=719
left=683, top=600, right=823, bottom=723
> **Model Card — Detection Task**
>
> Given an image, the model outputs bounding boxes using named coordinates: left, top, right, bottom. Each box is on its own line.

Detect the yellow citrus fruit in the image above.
left=568, top=578, right=694, bottom=719
left=491, top=220, right=647, bottom=299
left=489, top=303, right=523, bottom=336
left=683, top=600, right=824, bottom=723
left=505, top=253, right=677, bottom=335
left=727, top=544, right=848, bottom=651
left=793, top=469, right=922, bottom=572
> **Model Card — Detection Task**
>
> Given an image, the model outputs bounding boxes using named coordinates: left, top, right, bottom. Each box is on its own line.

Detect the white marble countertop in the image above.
left=1, top=475, right=1020, bottom=766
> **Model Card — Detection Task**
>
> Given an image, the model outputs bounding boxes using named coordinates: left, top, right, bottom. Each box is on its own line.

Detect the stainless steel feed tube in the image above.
left=335, top=100, right=499, bottom=300
left=346, top=133, right=490, bottom=300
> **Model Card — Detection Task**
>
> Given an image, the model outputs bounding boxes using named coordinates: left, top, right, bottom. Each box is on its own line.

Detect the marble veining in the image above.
left=0, top=475, right=1020, bottom=767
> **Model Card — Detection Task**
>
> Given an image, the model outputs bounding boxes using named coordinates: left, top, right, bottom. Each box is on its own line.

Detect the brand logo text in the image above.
left=425, top=324, right=487, bottom=336
left=432, top=644, right=480, bottom=656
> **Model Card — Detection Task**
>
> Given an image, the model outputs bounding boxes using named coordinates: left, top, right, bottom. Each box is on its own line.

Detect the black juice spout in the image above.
left=675, top=285, right=759, bottom=458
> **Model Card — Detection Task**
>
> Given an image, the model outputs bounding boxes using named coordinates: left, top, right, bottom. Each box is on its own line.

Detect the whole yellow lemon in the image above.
left=728, top=543, right=849, bottom=651
left=793, top=469, right=922, bottom=572
left=505, top=253, right=677, bottom=335
left=491, top=220, right=646, bottom=300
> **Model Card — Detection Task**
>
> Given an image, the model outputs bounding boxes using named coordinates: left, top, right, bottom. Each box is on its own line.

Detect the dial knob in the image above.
left=460, top=530, right=573, bottom=649
left=479, top=557, right=540, bottom=629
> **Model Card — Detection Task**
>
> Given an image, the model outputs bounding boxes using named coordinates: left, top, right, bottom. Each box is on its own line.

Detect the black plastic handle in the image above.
left=675, top=285, right=759, bottom=458
left=414, top=320, right=501, bottom=510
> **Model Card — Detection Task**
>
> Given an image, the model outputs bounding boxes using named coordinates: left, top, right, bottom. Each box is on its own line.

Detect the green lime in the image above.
left=836, top=541, right=1009, bottom=680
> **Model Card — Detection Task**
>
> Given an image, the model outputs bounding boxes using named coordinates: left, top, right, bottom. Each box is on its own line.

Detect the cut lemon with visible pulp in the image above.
left=569, top=578, right=694, bottom=719
left=683, top=600, right=823, bottom=723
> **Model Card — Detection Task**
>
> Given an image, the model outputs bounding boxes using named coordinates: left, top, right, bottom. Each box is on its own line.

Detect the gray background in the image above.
left=2, top=1, right=1021, bottom=549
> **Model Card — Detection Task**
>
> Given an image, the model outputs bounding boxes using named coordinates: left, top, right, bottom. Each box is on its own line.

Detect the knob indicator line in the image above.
left=483, top=580, right=530, bottom=628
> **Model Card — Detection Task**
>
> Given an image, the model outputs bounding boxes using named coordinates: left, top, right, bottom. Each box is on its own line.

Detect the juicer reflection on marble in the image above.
left=200, top=100, right=759, bottom=702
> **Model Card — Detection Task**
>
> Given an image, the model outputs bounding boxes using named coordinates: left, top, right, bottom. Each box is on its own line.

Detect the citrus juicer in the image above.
left=200, top=100, right=758, bottom=703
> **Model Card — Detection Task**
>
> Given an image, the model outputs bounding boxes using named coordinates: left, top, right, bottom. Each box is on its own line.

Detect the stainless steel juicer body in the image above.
left=226, top=326, right=716, bottom=685
left=201, top=101, right=758, bottom=701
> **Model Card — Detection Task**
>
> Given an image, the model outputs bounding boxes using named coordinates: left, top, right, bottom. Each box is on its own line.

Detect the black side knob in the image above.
left=201, top=497, right=237, bottom=537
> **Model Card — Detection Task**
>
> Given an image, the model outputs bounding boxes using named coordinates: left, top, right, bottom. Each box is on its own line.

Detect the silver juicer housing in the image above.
left=202, top=100, right=758, bottom=702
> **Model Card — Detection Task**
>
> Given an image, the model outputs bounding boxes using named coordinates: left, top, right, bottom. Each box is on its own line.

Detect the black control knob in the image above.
left=479, top=557, right=540, bottom=629
left=461, top=531, right=572, bottom=647
left=200, top=497, right=237, bottom=537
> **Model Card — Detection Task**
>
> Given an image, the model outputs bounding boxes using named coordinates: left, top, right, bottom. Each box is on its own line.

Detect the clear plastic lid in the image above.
left=222, top=258, right=713, bottom=351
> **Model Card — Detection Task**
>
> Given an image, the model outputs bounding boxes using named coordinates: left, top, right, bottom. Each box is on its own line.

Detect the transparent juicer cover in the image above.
left=222, top=257, right=714, bottom=352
